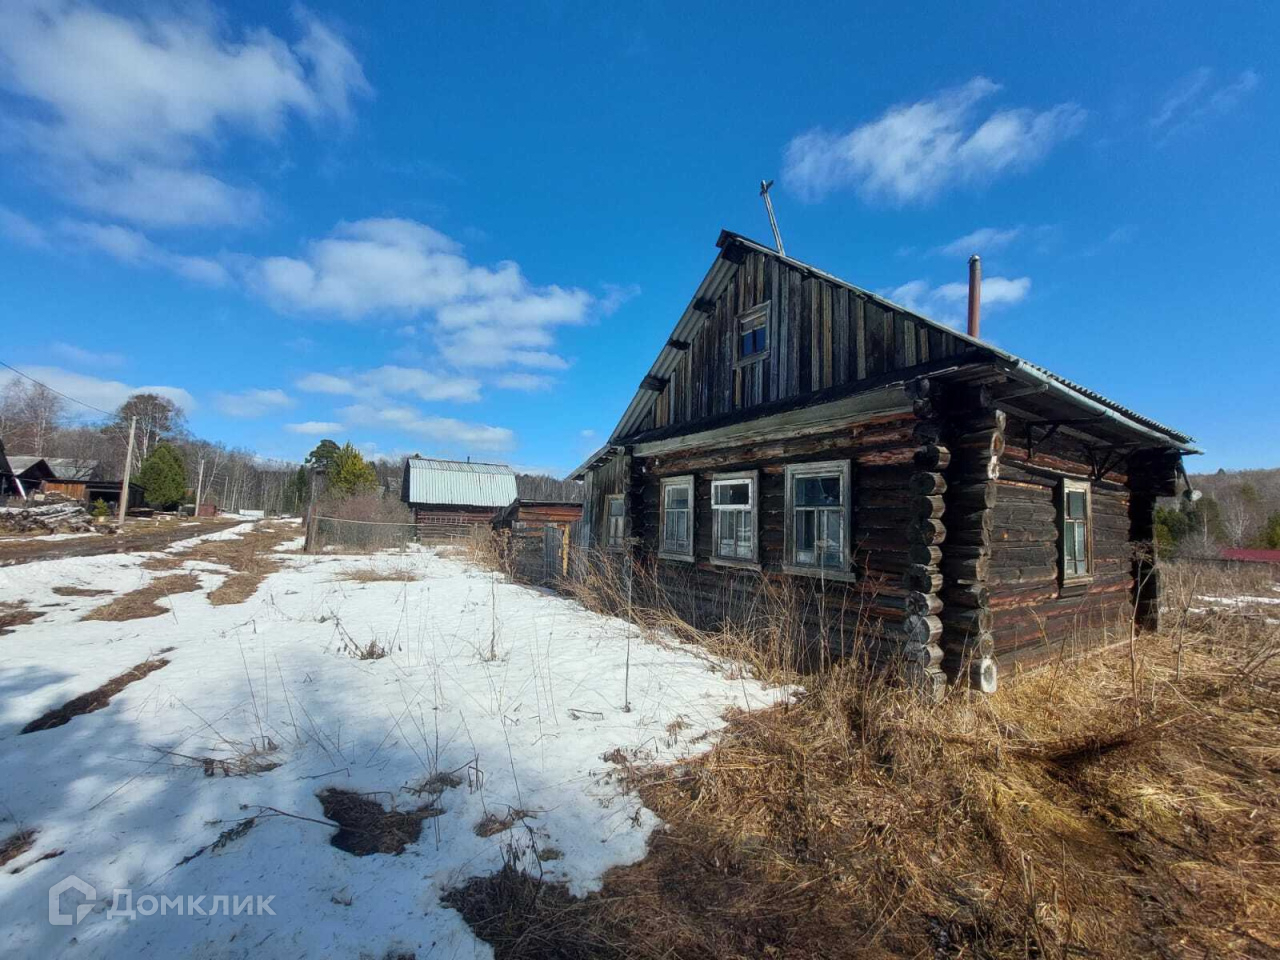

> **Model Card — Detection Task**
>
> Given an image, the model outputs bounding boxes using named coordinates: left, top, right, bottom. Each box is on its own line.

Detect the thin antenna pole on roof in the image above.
left=759, top=179, right=785, bottom=257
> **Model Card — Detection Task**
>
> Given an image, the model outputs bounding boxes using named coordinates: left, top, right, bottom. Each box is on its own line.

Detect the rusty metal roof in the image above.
left=402, top=457, right=517, bottom=507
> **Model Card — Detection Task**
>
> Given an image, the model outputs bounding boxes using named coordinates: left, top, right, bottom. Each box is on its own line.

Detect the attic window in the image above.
left=1059, top=479, right=1092, bottom=584
left=735, top=303, right=769, bottom=365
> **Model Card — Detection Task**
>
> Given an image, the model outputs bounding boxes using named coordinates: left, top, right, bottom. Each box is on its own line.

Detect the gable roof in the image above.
left=42, top=458, right=100, bottom=481
left=6, top=456, right=57, bottom=479
left=402, top=456, right=518, bottom=508
left=597, top=229, right=1195, bottom=458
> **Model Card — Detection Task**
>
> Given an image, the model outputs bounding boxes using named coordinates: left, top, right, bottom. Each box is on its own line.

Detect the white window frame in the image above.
left=604, top=494, right=626, bottom=551
left=709, top=471, right=758, bottom=566
left=658, top=475, right=694, bottom=561
left=783, top=460, right=853, bottom=579
left=1059, top=478, right=1093, bottom=585
left=733, top=302, right=770, bottom=367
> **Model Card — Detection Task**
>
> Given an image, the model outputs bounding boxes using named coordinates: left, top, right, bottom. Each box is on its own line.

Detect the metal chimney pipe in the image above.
left=967, top=254, right=982, bottom=339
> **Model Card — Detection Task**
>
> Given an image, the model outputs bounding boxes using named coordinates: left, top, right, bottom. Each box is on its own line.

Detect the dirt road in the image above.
left=0, top=518, right=248, bottom=567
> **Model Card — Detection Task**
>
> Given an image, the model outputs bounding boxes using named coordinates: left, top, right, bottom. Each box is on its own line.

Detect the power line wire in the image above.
left=0, top=358, right=117, bottom=418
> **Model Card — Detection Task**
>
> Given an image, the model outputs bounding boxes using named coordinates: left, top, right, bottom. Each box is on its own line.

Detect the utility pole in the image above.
left=117, top=415, right=137, bottom=525
left=193, top=458, right=205, bottom=517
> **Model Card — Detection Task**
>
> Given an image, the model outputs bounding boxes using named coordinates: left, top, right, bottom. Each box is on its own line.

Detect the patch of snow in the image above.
left=0, top=545, right=784, bottom=959
left=271, top=536, right=306, bottom=552
left=164, top=521, right=257, bottom=553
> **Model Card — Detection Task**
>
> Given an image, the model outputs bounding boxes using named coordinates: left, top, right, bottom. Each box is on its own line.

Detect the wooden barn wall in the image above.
left=413, top=505, right=501, bottom=542
left=625, top=410, right=946, bottom=677
left=581, top=454, right=629, bottom=550
left=986, top=418, right=1139, bottom=668
left=642, top=251, right=968, bottom=437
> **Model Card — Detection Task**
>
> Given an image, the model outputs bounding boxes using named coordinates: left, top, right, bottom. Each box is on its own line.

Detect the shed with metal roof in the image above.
left=401, top=456, right=518, bottom=541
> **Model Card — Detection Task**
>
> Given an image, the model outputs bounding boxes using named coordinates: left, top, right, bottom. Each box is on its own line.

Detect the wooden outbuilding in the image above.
left=569, top=230, right=1196, bottom=694
left=401, top=456, right=519, bottom=541
left=493, top=499, right=584, bottom=583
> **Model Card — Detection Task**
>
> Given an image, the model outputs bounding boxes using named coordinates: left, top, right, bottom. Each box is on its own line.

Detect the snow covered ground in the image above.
left=0, top=523, right=782, bottom=959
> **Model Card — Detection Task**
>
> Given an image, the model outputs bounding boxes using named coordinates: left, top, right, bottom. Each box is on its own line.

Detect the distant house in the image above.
left=1220, top=548, right=1280, bottom=564
left=401, top=456, right=518, bottom=541
left=0, top=439, right=16, bottom=498
left=5, top=456, right=58, bottom=492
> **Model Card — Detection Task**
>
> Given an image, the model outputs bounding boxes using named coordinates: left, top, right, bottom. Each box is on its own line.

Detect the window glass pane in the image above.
left=1064, top=521, right=1079, bottom=562
left=1067, top=490, right=1086, bottom=519
left=713, top=481, right=751, bottom=506
left=796, top=475, right=841, bottom=507
left=740, top=331, right=754, bottom=357
left=608, top=498, right=624, bottom=518
left=820, top=510, right=843, bottom=566
left=664, top=484, right=689, bottom=509
left=735, top=511, right=753, bottom=557
left=795, top=510, right=815, bottom=563
left=1074, top=524, right=1087, bottom=570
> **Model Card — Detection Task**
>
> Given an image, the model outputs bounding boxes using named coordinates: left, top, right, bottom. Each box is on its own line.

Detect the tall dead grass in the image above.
left=453, top=535, right=1280, bottom=959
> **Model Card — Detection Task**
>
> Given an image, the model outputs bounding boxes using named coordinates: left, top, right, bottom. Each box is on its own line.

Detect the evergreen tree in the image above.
left=1261, top=512, right=1280, bottom=550
left=138, top=443, right=187, bottom=509
left=328, top=443, right=378, bottom=497
left=305, top=439, right=342, bottom=473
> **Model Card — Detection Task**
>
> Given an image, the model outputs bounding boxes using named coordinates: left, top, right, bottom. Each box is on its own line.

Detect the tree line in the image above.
left=1157, top=467, right=1280, bottom=554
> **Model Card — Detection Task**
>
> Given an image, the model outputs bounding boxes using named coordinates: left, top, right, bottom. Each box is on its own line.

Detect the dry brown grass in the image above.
left=135, top=523, right=300, bottom=603
left=0, top=829, right=37, bottom=868
left=21, top=657, right=170, bottom=733
left=317, top=788, right=442, bottom=857
left=80, top=574, right=201, bottom=622
left=335, top=566, right=421, bottom=583
left=450, top=546, right=1280, bottom=960
left=0, top=600, right=43, bottom=635
left=50, top=585, right=113, bottom=598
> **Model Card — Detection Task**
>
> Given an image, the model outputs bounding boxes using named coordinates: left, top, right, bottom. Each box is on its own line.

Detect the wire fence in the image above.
left=308, top=515, right=423, bottom=554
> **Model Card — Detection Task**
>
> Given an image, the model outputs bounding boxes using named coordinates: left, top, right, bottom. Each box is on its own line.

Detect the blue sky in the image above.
left=0, top=1, right=1274, bottom=475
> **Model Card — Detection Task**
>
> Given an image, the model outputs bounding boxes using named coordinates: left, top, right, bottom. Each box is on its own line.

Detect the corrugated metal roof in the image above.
left=403, top=457, right=518, bottom=507
left=7, top=456, right=46, bottom=475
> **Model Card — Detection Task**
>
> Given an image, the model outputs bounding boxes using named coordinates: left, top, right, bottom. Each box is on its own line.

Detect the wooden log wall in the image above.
left=986, top=416, right=1139, bottom=668
left=636, top=249, right=972, bottom=436
left=938, top=384, right=1003, bottom=691
left=628, top=404, right=947, bottom=691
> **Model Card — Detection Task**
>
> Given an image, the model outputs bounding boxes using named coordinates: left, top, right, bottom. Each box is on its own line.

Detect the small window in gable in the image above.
left=605, top=494, right=626, bottom=550
left=1059, top=479, right=1092, bottom=583
left=784, top=461, right=852, bottom=576
left=710, top=472, right=757, bottom=564
left=659, top=475, right=694, bottom=560
left=735, top=303, right=769, bottom=365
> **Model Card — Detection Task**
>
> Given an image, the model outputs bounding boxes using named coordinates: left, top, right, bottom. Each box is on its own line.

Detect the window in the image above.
left=710, top=472, right=757, bottom=563
left=659, top=475, right=694, bottom=560
left=735, top=303, right=769, bottom=365
left=1060, top=479, right=1092, bottom=582
left=605, top=495, right=626, bottom=550
left=785, top=461, right=852, bottom=575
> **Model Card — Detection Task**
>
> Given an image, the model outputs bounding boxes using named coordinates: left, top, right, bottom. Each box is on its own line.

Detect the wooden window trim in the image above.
left=709, top=470, right=760, bottom=568
left=1059, top=478, right=1093, bottom=588
left=782, top=460, right=855, bottom=581
left=733, top=302, right=771, bottom=369
left=658, top=474, right=695, bottom=562
left=604, top=494, right=627, bottom=552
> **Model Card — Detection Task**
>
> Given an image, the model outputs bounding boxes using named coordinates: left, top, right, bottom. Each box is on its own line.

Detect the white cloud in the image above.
left=496, top=373, right=556, bottom=392
left=339, top=403, right=514, bottom=451
left=579, top=429, right=596, bottom=439
left=0, top=365, right=194, bottom=414
left=214, top=387, right=294, bottom=418
left=296, top=365, right=481, bottom=403
left=285, top=420, right=343, bottom=435
left=0, top=1, right=370, bottom=227
left=935, top=226, right=1023, bottom=258
left=783, top=78, right=1086, bottom=204
left=251, top=218, right=594, bottom=372
left=0, top=206, right=50, bottom=248
left=57, top=219, right=230, bottom=284
left=886, top=275, right=1031, bottom=328
left=49, top=341, right=125, bottom=368
left=1150, top=68, right=1259, bottom=142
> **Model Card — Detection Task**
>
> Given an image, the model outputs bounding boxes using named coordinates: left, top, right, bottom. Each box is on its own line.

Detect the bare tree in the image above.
left=112, top=393, right=187, bottom=464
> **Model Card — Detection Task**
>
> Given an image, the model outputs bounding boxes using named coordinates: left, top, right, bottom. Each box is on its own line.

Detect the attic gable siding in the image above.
left=646, top=250, right=956, bottom=435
